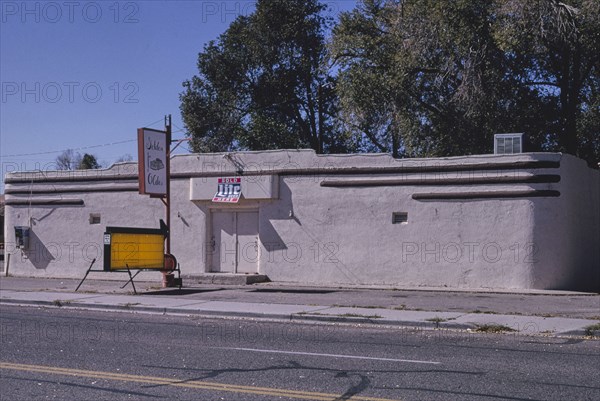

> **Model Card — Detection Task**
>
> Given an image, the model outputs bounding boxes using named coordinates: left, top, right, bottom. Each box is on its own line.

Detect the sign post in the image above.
left=137, top=115, right=172, bottom=287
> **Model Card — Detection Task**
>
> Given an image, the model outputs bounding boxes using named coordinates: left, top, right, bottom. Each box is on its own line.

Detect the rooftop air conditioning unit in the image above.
left=494, top=133, right=523, bottom=154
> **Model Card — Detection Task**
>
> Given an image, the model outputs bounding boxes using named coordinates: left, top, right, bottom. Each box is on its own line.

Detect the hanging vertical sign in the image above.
left=138, top=128, right=168, bottom=197
left=213, top=177, right=241, bottom=203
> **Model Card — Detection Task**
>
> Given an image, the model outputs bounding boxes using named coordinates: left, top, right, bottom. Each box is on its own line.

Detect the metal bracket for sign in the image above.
left=124, top=264, right=137, bottom=294
left=120, top=270, right=142, bottom=289
left=117, top=265, right=182, bottom=292
left=75, top=258, right=140, bottom=294
left=76, top=263, right=182, bottom=294
left=75, top=258, right=97, bottom=292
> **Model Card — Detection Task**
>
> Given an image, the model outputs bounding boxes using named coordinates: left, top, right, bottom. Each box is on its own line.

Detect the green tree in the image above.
left=493, top=0, right=600, bottom=161
left=332, top=0, right=509, bottom=157
left=180, top=0, right=351, bottom=154
left=78, top=154, right=101, bottom=169
left=332, top=0, right=599, bottom=164
left=56, top=150, right=101, bottom=170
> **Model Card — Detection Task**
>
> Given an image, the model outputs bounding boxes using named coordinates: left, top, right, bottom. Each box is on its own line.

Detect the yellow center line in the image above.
left=0, top=362, right=401, bottom=401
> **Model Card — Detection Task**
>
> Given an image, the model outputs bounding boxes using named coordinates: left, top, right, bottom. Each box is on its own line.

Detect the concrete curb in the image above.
left=2, top=296, right=598, bottom=339
left=1, top=297, right=446, bottom=328
left=0, top=298, right=479, bottom=333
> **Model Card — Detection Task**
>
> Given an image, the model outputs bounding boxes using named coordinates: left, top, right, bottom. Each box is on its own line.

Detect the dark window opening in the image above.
left=392, top=212, right=408, bottom=224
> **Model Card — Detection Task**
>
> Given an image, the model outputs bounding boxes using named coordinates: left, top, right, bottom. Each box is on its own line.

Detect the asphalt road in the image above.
left=0, top=305, right=598, bottom=401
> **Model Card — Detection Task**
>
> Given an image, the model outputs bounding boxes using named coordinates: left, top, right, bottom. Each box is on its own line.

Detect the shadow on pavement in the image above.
left=141, top=288, right=225, bottom=296
left=249, top=288, right=338, bottom=294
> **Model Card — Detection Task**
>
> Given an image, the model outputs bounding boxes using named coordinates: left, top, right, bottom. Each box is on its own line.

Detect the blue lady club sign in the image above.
left=213, top=177, right=241, bottom=203
left=138, top=128, right=168, bottom=197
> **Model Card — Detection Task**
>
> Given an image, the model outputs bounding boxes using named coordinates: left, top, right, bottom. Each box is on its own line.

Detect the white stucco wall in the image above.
left=529, top=154, right=600, bottom=290
left=3, top=150, right=599, bottom=291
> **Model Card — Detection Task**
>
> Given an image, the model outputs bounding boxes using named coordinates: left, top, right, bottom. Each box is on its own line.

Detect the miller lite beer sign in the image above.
left=213, top=177, right=241, bottom=203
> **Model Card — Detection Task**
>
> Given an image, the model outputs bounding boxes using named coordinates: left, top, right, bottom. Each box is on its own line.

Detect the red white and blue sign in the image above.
left=213, top=177, right=241, bottom=203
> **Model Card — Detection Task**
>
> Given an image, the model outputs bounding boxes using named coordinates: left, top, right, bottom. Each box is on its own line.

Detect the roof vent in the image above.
left=494, top=133, right=523, bottom=154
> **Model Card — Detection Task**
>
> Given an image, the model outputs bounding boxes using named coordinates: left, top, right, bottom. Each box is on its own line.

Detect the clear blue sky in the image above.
left=1, top=0, right=356, bottom=192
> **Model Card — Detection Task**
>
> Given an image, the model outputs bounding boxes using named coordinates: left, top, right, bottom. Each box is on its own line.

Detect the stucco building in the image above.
left=3, top=150, right=599, bottom=291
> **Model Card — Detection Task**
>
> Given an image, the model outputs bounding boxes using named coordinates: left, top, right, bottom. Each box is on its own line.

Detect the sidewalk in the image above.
left=1, top=275, right=599, bottom=338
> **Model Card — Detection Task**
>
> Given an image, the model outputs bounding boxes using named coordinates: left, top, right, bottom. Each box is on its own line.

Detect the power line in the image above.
left=1, top=139, right=137, bottom=158
left=1, top=117, right=166, bottom=158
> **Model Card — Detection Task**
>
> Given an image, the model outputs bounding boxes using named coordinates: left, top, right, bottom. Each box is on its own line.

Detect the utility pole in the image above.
left=164, top=114, right=172, bottom=256
left=160, top=114, right=172, bottom=288
left=137, top=114, right=176, bottom=288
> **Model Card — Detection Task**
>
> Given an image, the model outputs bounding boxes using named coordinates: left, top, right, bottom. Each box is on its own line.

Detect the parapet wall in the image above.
left=3, top=151, right=599, bottom=291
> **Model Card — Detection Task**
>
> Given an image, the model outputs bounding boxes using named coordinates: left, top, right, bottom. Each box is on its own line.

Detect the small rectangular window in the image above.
left=392, top=212, right=408, bottom=224
left=89, top=213, right=101, bottom=225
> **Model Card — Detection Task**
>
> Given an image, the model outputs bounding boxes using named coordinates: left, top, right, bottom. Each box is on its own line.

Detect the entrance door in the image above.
left=236, top=211, right=259, bottom=273
left=210, top=211, right=259, bottom=273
